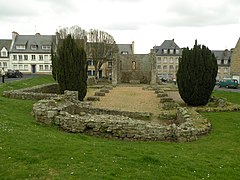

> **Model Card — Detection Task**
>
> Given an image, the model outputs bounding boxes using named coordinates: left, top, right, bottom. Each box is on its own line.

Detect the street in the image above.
left=214, top=85, right=240, bottom=93
left=1, top=74, right=49, bottom=83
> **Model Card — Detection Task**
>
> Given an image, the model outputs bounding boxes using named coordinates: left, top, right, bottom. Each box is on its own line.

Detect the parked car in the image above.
left=6, top=69, right=23, bottom=78
left=218, top=78, right=238, bottom=89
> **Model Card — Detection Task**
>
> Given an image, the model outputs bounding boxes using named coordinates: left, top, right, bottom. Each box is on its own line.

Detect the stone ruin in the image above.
left=5, top=83, right=239, bottom=142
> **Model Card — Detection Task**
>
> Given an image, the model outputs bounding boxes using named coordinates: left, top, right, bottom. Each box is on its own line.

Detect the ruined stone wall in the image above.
left=32, top=90, right=212, bottom=142
left=3, top=83, right=60, bottom=100
left=118, top=54, right=152, bottom=84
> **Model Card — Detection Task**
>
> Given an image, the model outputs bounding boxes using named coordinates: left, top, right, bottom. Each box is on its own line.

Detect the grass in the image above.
left=0, top=77, right=240, bottom=179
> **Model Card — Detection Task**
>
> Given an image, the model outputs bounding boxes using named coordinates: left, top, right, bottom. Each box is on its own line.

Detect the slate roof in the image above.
left=153, top=40, right=181, bottom=56
left=0, top=39, right=12, bottom=50
left=117, top=44, right=133, bottom=54
left=10, top=34, right=56, bottom=53
left=212, top=50, right=231, bottom=60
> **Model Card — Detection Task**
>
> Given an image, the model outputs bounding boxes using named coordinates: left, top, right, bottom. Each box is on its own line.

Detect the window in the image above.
left=39, top=65, right=43, bottom=70
left=3, top=62, right=7, bottom=67
left=13, top=65, right=17, bottom=69
left=19, top=65, right=23, bottom=70
left=108, top=61, right=112, bottom=68
left=170, top=57, right=174, bottom=63
left=157, top=57, right=161, bottom=63
left=1, top=51, right=7, bottom=57
left=42, top=45, right=51, bottom=50
left=87, top=70, right=92, bottom=76
left=132, top=61, right=136, bottom=70
left=169, top=65, right=174, bottom=71
left=224, top=60, right=228, bottom=65
left=31, top=55, right=36, bottom=60
left=0, top=62, right=1, bottom=66
left=224, top=68, right=228, bottom=73
left=39, top=55, right=43, bottom=61
left=164, top=57, right=167, bottom=63
left=24, top=55, right=28, bottom=60
left=88, top=60, right=93, bottom=66
left=157, top=65, right=161, bottom=70
left=163, top=49, right=168, bottom=54
left=163, top=65, right=167, bottom=70
left=44, top=55, right=48, bottom=60
left=217, top=60, right=221, bottom=65
left=24, top=65, right=28, bottom=70
left=31, top=45, right=38, bottom=50
left=45, top=65, right=49, bottom=70
left=18, top=55, right=23, bottom=61
left=175, top=49, right=179, bottom=54
left=121, top=51, right=128, bottom=54
left=175, top=57, right=179, bottom=64
left=13, top=55, right=17, bottom=60
left=170, top=49, right=174, bottom=54
left=16, top=45, right=26, bottom=50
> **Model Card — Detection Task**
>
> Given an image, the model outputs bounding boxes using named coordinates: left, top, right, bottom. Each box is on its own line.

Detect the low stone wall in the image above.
left=3, top=83, right=213, bottom=142
left=3, top=83, right=60, bottom=100
left=32, top=90, right=211, bottom=142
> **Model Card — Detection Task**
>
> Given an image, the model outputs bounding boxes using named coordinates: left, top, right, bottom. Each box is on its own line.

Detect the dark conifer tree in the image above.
left=176, top=40, right=218, bottom=106
left=55, top=34, right=88, bottom=101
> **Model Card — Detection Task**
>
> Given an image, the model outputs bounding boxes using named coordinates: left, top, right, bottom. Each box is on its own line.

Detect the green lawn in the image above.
left=0, top=77, right=239, bottom=179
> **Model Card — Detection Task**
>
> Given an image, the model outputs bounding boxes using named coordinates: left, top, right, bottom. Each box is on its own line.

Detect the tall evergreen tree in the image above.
left=176, top=40, right=218, bottom=106
left=55, top=34, right=88, bottom=101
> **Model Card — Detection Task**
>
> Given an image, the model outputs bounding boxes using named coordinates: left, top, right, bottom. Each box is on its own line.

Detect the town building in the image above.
left=230, top=38, right=240, bottom=78
left=212, top=49, right=231, bottom=80
left=0, top=39, right=12, bottom=70
left=153, top=39, right=182, bottom=81
left=9, top=32, right=56, bottom=74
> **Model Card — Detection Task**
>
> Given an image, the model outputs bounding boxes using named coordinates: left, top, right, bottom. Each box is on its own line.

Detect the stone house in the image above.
left=153, top=39, right=182, bottom=81
left=212, top=49, right=231, bottom=80
left=0, top=39, right=12, bottom=70
left=9, top=32, right=56, bottom=74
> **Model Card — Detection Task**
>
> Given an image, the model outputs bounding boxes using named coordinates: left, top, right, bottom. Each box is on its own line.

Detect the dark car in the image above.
left=6, top=70, right=23, bottom=78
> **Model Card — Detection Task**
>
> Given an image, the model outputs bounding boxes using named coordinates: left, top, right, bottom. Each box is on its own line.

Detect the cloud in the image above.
left=158, top=0, right=240, bottom=27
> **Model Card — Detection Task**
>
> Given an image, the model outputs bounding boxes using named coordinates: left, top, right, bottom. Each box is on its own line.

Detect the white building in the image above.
left=9, top=32, right=56, bottom=74
left=153, top=39, right=182, bottom=80
left=0, top=39, right=12, bottom=70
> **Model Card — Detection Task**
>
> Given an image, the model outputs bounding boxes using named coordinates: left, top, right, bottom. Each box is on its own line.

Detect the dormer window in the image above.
left=175, top=49, right=179, bottom=54
left=31, top=45, right=38, bottom=50
left=121, top=51, right=128, bottom=54
left=163, top=49, right=167, bottom=54
left=16, top=45, right=26, bottom=50
left=170, top=49, right=174, bottom=54
left=42, top=45, right=51, bottom=50
left=1, top=47, right=8, bottom=57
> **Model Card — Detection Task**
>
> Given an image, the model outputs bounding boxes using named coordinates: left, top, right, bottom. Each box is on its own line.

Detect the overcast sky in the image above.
left=1, top=0, right=240, bottom=53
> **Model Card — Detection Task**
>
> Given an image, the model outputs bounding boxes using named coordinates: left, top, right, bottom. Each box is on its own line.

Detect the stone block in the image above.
left=86, top=96, right=100, bottom=101
left=94, top=91, right=105, bottom=96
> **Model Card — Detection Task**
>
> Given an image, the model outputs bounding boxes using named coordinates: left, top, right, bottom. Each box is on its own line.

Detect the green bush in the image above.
left=177, top=40, right=218, bottom=106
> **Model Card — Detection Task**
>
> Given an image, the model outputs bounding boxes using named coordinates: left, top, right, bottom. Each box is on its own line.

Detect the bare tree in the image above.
left=87, top=29, right=118, bottom=79
left=58, top=25, right=87, bottom=40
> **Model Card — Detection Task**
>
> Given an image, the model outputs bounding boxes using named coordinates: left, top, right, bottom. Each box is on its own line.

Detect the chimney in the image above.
left=12, top=31, right=18, bottom=40
left=132, top=41, right=135, bottom=54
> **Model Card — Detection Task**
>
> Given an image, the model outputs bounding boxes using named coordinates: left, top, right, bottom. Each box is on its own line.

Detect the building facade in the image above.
left=0, top=39, right=12, bottom=70
left=212, top=49, right=231, bottom=80
left=153, top=39, right=182, bottom=81
left=9, top=32, right=56, bottom=74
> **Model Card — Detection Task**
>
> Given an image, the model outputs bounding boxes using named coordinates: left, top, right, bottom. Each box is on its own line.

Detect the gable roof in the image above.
left=117, top=44, right=133, bottom=54
left=153, top=39, right=181, bottom=56
left=11, top=34, right=56, bottom=53
left=212, top=50, right=231, bottom=60
left=0, top=39, right=12, bottom=51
